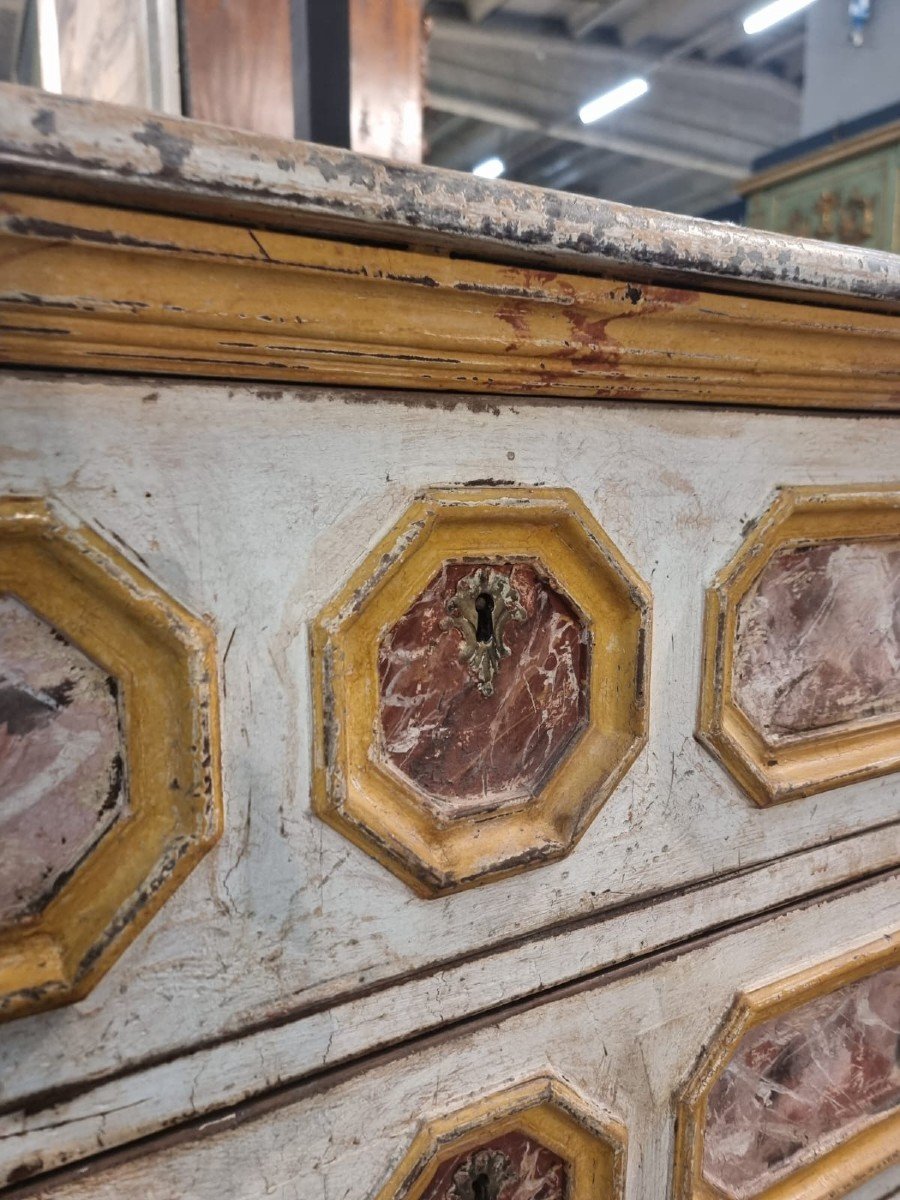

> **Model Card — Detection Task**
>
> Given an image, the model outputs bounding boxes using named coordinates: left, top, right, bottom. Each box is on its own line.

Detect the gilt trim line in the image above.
left=1, top=193, right=899, bottom=410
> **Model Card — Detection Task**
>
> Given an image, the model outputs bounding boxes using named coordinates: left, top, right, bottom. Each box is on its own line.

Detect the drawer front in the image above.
left=2, top=372, right=899, bottom=1183
left=17, top=875, right=899, bottom=1200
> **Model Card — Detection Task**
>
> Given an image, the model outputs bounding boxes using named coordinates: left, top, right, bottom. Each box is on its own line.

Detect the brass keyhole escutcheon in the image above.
left=444, top=567, right=527, bottom=697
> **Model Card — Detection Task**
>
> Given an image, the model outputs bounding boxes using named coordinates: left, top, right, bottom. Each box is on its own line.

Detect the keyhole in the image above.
left=472, top=1174, right=493, bottom=1200
left=474, top=592, right=495, bottom=643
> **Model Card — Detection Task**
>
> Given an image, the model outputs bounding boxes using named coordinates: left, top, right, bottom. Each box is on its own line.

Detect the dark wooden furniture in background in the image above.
left=180, top=0, right=422, bottom=159
left=180, top=0, right=295, bottom=137
left=349, top=0, right=423, bottom=161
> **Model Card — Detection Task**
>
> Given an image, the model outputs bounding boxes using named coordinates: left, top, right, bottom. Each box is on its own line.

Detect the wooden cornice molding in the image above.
left=1, top=192, right=898, bottom=410
left=0, top=83, right=898, bottom=311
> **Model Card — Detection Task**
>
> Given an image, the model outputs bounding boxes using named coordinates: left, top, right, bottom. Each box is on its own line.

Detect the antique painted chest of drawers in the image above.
left=0, top=83, right=898, bottom=1200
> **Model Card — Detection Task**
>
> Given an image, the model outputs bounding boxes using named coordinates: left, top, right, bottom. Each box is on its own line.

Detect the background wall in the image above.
left=802, top=0, right=900, bottom=136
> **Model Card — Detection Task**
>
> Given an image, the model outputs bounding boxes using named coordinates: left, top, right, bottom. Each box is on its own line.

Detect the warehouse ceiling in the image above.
left=424, top=0, right=807, bottom=216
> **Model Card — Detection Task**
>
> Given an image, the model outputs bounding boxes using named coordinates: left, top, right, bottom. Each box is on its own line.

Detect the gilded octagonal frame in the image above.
left=697, top=484, right=900, bottom=806
left=673, top=930, right=900, bottom=1200
left=372, top=1076, right=627, bottom=1200
left=0, top=497, right=222, bottom=1022
left=311, top=487, right=651, bottom=897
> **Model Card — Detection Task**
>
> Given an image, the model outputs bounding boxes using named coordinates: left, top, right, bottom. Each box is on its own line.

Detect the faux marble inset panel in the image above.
left=0, top=594, right=126, bottom=925
left=733, top=539, right=900, bottom=743
left=378, top=561, right=589, bottom=814
left=421, top=1132, right=567, bottom=1200
left=702, top=965, right=900, bottom=1199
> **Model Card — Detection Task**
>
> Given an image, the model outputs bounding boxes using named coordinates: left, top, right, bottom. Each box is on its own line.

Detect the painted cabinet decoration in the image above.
left=743, top=125, right=900, bottom=254
left=698, top=484, right=900, bottom=805
left=674, top=931, right=900, bottom=1200
left=0, top=497, right=222, bottom=1022
left=312, top=487, right=651, bottom=896
left=373, top=1077, right=627, bottom=1200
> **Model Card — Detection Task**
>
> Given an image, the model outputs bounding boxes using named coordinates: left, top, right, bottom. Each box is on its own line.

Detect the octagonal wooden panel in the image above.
left=0, top=497, right=222, bottom=1022
left=372, top=1077, right=626, bottom=1200
left=312, top=487, right=651, bottom=896
left=697, top=485, right=900, bottom=805
left=674, top=931, right=900, bottom=1200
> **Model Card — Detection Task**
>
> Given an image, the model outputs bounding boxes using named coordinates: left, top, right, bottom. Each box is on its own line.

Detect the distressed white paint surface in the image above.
left=21, top=877, right=900, bottom=1199
left=3, top=827, right=896, bottom=1183
left=847, top=1163, right=900, bottom=1200
left=1, top=375, right=899, bottom=1175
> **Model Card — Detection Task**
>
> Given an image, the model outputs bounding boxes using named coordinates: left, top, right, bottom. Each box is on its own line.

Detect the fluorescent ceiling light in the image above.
left=473, top=156, right=505, bottom=179
left=579, top=77, right=649, bottom=125
left=743, top=0, right=818, bottom=36
left=36, top=0, right=62, bottom=93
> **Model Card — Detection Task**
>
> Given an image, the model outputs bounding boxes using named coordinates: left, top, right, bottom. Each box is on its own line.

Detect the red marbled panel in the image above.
left=702, top=965, right=900, bottom=1199
left=377, top=561, right=589, bottom=815
left=733, top=539, right=900, bottom=742
left=420, top=1130, right=567, bottom=1200
left=0, top=595, right=127, bottom=925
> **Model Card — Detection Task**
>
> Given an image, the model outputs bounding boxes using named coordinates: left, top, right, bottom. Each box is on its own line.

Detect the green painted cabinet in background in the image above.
left=742, top=122, right=900, bottom=253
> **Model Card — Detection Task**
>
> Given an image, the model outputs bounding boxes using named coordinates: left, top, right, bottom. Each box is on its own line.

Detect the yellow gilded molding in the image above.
left=673, top=930, right=900, bottom=1200
left=697, top=484, right=900, bottom=805
left=0, top=497, right=222, bottom=1022
left=311, top=487, right=651, bottom=896
left=0, top=192, right=898, bottom=410
left=373, top=1075, right=627, bottom=1200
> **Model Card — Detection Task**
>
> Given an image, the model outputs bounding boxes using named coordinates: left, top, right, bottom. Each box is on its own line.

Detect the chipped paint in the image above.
left=1, top=192, right=896, bottom=410
left=374, top=1077, right=626, bottom=1200
left=0, top=84, right=897, bottom=311
left=674, top=932, right=900, bottom=1200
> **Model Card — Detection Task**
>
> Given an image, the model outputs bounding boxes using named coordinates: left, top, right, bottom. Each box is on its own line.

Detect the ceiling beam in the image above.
left=511, top=141, right=621, bottom=190
left=427, top=56, right=776, bottom=157
left=434, top=14, right=801, bottom=104
left=426, top=112, right=472, bottom=155
left=617, top=0, right=742, bottom=47
left=463, top=0, right=506, bottom=21
left=605, top=164, right=687, bottom=205
left=430, top=15, right=801, bottom=105
left=566, top=0, right=637, bottom=40
left=753, top=27, right=806, bottom=64
left=427, top=90, right=748, bottom=177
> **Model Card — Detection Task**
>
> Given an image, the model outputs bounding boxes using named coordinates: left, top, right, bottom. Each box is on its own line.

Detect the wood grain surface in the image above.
left=181, top=0, right=294, bottom=137
left=350, top=0, right=423, bottom=161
